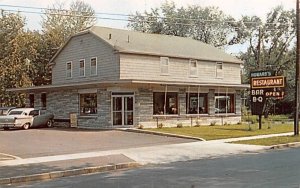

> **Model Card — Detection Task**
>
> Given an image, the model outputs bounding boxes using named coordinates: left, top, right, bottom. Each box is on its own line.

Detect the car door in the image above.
left=30, top=110, right=44, bottom=127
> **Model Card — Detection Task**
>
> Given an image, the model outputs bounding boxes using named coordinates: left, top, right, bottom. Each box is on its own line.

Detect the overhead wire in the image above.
left=0, top=4, right=294, bottom=28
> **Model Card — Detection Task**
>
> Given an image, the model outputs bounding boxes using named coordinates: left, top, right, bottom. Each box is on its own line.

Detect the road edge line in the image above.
left=0, top=162, right=141, bottom=185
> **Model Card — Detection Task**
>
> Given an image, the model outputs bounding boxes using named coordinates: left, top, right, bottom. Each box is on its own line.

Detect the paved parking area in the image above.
left=0, top=128, right=193, bottom=159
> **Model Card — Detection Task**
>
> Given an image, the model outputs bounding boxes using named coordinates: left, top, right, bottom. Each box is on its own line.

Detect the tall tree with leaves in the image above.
left=128, top=1, right=244, bottom=48
left=239, top=6, right=296, bottom=114
left=0, top=11, right=36, bottom=106
left=38, top=0, right=96, bottom=85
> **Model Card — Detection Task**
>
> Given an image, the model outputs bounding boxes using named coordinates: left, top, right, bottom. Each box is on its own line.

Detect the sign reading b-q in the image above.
left=250, top=70, right=285, bottom=115
left=251, top=76, right=285, bottom=89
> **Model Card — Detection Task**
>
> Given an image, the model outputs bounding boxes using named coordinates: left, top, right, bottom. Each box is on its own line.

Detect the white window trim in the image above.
left=79, top=59, right=85, bottom=77
left=160, top=57, right=169, bottom=75
left=216, top=62, right=223, bottom=79
left=66, top=61, right=72, bottom=79
left=90, top=57, right=97, bottom=76
left=189, top=59, right=198, bottom=77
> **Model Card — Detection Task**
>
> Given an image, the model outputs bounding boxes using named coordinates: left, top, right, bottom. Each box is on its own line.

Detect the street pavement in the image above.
left=0, top=130, right=295, bottom=185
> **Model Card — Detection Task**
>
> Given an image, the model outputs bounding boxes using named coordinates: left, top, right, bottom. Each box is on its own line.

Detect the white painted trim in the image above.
left=160, top=57, right=169, bottom=75
left=189, top=59, right=198, bottom=77
left=66, top=61, right=72, bottom=79
left=79, top=59, right=86, bottom=77
left=90, top=57, right=97, bottom=76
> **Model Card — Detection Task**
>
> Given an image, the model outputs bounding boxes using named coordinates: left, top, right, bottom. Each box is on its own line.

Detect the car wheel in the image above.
left=46, top=120, right=53, bottom=128
left=23, top=123, right=30, bottom=130
left=3, top=127, right=9, bottom=131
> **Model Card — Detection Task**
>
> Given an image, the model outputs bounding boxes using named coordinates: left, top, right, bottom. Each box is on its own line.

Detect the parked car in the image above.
left=0, top=107, right=16, bottom=116
left=0, top=108, right=54, bottom=130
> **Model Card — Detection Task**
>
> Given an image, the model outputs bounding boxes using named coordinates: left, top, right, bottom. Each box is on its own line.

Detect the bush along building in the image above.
left=10, top=26, right=248, bottom=128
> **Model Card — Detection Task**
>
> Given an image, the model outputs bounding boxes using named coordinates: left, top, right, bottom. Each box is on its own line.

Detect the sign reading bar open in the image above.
left=250, top=71, right=285, bottom=115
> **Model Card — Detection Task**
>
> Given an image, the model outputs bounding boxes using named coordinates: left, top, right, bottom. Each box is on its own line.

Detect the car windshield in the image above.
left=8, top=111, right=23, bottom=115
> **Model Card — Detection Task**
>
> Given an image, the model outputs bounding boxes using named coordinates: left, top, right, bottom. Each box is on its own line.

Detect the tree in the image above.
left=128, top=1, right=243, bottom=48
left=42, top=0, right=96, bottom=47
left=0, top=11, right=34, bottom=106
left=38, top=0, right=96, bottom=85
left=239, top=6, right=296, bottom=114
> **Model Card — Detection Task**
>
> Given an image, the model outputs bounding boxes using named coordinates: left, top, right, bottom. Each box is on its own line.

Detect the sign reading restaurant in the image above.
left=250, top=70, right=285, bottom=115
left=251, top=76, right=285, bottom=89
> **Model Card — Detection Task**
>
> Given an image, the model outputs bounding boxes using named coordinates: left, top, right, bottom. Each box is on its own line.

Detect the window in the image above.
left=79, top=93, right=97, bottom=115
left=29, top=110, right=39, bottom=117
left=90, top=57, right=97, bottom=76
left=66, top=62, right=72, bottom=78
left=160, top=57, right=169, bottom=75
left=29, top=94, right=34, bottom=108
left=41, top=93, right=46, bottom=108
left=79, top=59, right=85, bottom=77
left=186, top=93, right=208, bottom=114
left=216, top=62, right=223, bottom=78
left=189, top=60, right=198, bottom=77
left=153, top=92, right=178, bottom=115
left=215, top=93, right=235, bottom=113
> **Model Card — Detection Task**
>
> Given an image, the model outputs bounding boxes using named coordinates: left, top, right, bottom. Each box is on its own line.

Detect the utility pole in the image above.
left=257, top=27, right=263, bottom=130
left=295, top=0, right=300, bottom=135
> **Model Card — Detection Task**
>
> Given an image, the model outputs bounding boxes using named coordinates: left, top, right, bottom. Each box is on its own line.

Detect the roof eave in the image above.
left=118, top=50, right=243, bottom=64
left=7, top=79, right=249, bottom=93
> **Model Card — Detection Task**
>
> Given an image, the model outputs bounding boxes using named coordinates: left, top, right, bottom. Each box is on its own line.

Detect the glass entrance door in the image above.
left=112, top=95, right=134, bottom=126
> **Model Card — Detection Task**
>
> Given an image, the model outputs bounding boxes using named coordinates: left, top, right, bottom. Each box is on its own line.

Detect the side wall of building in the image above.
left=51, top=33, right=120, bottom=85
left=119, top=54, right=241, bottom=85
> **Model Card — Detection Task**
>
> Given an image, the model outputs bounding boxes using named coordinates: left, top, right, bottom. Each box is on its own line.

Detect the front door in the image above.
left=112, top=94, right=134, bottom=126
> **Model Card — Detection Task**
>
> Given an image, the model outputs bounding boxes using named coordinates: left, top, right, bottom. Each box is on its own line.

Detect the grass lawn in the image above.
left=232, top=136, right=300, bottom=146
left=146, top=123, right=293, bottom=140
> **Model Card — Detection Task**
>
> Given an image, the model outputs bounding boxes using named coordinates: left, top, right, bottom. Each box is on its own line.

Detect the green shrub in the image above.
left=210, top=121, right=217, bottom=126
left=157, top=123, right=164, bottom=129
left=177, top=123, right=183, bottom=128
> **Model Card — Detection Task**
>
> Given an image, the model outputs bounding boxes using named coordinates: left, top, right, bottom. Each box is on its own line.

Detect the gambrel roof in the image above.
left=51, top=26, right=243, bottom=64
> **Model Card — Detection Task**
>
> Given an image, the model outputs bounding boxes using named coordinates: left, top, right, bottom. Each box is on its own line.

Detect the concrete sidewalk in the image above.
left=0, top=132, right=294, bottom=185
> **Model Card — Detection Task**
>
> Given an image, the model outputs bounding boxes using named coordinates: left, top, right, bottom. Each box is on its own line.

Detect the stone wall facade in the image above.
left=27, top=85, right=242, bottom=129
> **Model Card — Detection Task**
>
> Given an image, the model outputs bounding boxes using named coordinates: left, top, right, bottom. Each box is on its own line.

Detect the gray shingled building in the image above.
left=10, top=26, right=248, bottom=128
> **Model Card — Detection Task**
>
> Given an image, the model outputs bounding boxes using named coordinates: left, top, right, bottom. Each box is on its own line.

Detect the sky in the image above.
left=0, top=0, right=296, bottom=53
left=0, top=0, right=296, bottom=30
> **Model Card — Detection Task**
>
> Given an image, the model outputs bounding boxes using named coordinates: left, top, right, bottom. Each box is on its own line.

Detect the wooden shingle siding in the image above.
left=52, top=33, right=119, bottom=85
left=119, top=54, right=241, bottom=84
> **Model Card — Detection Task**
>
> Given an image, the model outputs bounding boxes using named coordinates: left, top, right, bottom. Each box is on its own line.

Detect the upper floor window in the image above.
left=90, top=57, right=97, bottom=76
left=79, top=59, right=85, bottom=77
left=66, top=62, right=72, bottom=78
left=160, top=57, right=169, bottom=75
left=189, top=59, right=198, bottom=77
left=216, top=62, right=223, bottom=78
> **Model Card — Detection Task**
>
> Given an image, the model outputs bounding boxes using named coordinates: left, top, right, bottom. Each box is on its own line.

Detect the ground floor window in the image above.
left=215, top=93, right=235, bottom=113
left=153, top=92, right=178, bottom=115
left=79, top=93, right=97, bottom=115
left=186, top=93, right=208, bottom=114
left=41, top=93, right=46, bottom=108
left=29, top=94, right=34, bottom=108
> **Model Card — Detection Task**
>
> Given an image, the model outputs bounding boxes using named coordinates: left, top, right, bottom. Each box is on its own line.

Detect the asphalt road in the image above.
left=0, top=128, right=192, bottom=158
left=7, top=148, right=300, bottom=188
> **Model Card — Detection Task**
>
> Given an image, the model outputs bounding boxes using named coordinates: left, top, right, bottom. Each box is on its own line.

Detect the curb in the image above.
left=269, top=142, right=300, bottom=149
left=0, top=162, right=141, bottom=185
left=124, top=128, right=206, bottom=141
